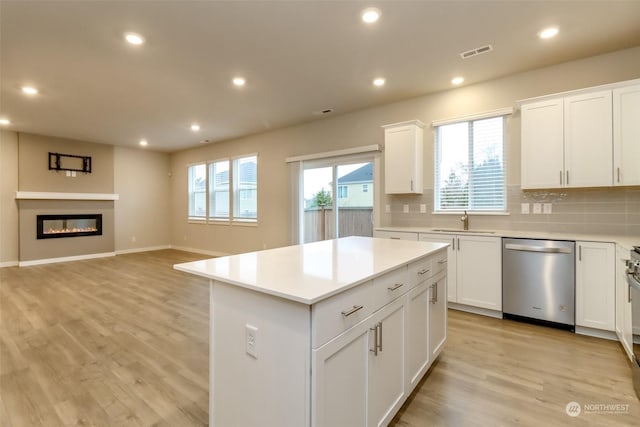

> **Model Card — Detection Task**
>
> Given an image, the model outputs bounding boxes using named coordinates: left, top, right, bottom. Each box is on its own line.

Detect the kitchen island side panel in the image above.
left=210, top=279, right=311, bottom=427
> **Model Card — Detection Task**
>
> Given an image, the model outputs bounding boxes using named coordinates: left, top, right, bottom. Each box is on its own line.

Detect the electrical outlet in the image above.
left=66, top=170, right=71, bottom=177
left=403, top=204, right=409, bottom=213
left=71, top=171, right=77, bottom=177
left=533, top=203, right=542, bottom=214
left=521, top=203, right=529, bottom=214
left=245, top=324, right=258, bottom=359
left=420, top=204, right=427, bottom=213
left=543, top=203, right=552, bottom=214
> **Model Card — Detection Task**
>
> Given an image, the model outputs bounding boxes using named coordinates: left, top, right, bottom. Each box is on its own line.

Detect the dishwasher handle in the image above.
left=504, top=243, right=572, bottom=254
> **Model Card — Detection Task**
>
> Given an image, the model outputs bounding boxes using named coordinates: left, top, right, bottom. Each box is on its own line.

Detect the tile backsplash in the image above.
left=383, top=186, right=640, bottom=237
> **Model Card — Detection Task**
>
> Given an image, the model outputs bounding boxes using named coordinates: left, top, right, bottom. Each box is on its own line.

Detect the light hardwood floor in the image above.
left=1, top=249, right=638, bottom=426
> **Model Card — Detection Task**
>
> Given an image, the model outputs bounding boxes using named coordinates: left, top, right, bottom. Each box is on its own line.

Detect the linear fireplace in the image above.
left=36, top=214, right=102, bottom=239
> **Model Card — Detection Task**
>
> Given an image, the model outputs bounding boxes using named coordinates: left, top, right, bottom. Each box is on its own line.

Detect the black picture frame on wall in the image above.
left=48, top=152, right=92, bottom=173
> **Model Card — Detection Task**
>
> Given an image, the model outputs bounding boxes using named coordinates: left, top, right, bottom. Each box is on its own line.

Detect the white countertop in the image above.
left=174, top=236, right=448, bottom=305
left=375, top=226, right=638, bottom=251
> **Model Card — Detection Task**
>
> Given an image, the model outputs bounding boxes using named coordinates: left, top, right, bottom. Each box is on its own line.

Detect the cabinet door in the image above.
left=615, top=246, right=634, bottom=359
left=367, top=297, right=406, bottom=427
left=576, top=242, right=615, bottom=331
left=384, top=122, right=424, bottom=194
left=373, top=230, right=418, bottom=241
left=457, top=236, right=502, bottom=311
left=613, top=84, right=640, bottom=186
left=521, top=98, right=564, bottom=189
left=406, top=282, right=429, bottom=390
left=419, top=233, right=457, bottom=302
left=312, top=322, right=369, bottom=427
left=564, top=90, right=613, bottom=187
left=429, top=274, right=447, bottom=360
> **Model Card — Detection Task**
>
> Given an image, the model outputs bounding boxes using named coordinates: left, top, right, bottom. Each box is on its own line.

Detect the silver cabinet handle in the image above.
left=370, top=324, right=378, bottom=355
left=387, top=283, right=403, bottom=291
left=341, top=305, right=363, bottom=317
left=578, top=245, right=582, bottom=261
left=457, top=237, right=460, bottom=251
left=417, top=268, right=430, bottom=275
left=560, top=170, right=563, bottom=185
left=629, top=283, right=632, bottom=303
left=566, top=170, right=569, bottom=185
left=434, top=281, right=438, bottom=303
left=377, top=322, right=382, bottom=352
left=389, top=237, right=400, bottom=240
left=438, top=259, right=447, bottom=264
left=452, top=237, right=455, bottom=251
left=617, top=167, right=621, bottom=183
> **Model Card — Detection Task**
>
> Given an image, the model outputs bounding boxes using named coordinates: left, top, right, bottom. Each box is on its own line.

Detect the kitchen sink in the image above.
left=430, top=228, right=495, bottom=234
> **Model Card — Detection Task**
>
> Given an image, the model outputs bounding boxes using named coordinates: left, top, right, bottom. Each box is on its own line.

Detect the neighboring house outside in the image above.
left=211, top=160, right=257, bottom=218
left=336, top=163, right=373, bottom=208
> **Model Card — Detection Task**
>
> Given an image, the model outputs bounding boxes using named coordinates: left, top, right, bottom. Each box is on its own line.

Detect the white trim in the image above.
left=18, top=252, right=116, bottom=267
left=575, top=326, right=618, bottom=341
left=431, top=107, right=513, bottom=127
left=381, top=120, right=425, bottom=129
left=171, top=245, right=230, bottom=258
left=15, top=191, right=119, bottom=201
left=285, top=144, right=380, bottom=163
left=115, top=245, right=171, bottom=255
left=448, top=303, right=503, bottom=319
left=516, top=78, right=640, bottom=108
left=0, top=260, right=19, bottom=268
left=432, top=211, right=510, bottom=216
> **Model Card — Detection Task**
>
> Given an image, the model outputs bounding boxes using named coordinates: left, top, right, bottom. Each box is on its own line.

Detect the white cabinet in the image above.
left=576, top=241, right=615, bottom=331
left=373, top=230, right=418, bottom=241
left=429, top=274, right=447, bottom=359
left=615, top=245, right=633, bottom=359
left=382, top=120, right=424, bottom=194
left=420, top=233, right=501, bottom=311
left=564, top=90, right=613, bottom=187
left=521, top=98, right=564, bottom=189
left=613, top=84, right=640, bottom=186
left=406, top=281, right=430, bottom=389
left=521, top=90, right=613, bottom=189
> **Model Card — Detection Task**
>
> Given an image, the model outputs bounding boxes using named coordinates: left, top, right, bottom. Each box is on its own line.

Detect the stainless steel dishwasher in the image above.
left=502, top=238, right=575, bottom=330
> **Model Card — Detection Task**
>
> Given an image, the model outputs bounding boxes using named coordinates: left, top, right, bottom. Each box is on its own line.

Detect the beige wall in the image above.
left=114, top=146, right=171, bottom=252
left=0, top=131, right=19, bottom=265
left=170, top=46, right=640, bottom=254
left=18, top=133, right=114, bottom=193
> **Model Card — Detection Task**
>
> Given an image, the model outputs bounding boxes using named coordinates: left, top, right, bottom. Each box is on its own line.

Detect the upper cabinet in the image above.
left=613, top=84, right=640, bottom=186
left=383, top=120, right=424, bottom=194
left=521, top=79, right=639, bottom=190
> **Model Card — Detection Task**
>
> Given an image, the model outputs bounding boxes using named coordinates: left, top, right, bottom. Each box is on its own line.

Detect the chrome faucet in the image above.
left=461, top=210, right=469, bottom=230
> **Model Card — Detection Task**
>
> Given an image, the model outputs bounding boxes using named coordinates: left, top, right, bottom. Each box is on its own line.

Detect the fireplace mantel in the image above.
left=15, top=191, right=119, bottom=201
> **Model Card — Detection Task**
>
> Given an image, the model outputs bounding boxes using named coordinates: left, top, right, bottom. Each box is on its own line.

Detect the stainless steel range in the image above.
left=628, top=246, right=640, bottom=399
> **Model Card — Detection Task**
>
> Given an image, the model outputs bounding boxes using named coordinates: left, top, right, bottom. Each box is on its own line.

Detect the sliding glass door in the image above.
left=301, top=158, right=374, bottom=244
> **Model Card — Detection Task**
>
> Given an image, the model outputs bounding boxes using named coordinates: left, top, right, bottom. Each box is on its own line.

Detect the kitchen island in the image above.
left=174, top=236, right=448, bottom=427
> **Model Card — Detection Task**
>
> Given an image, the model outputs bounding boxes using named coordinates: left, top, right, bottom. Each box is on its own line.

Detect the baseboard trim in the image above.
left=18, top=252, right=116, bottom=267
left=0, top=260, right=19, bottom=268
left=448, top=302, right=503, bottom=319
left=170, top=245, right=230, bottom=258
left=575, top=326, right=618, bottom=341
left=115, top=245, right=171, bottom=255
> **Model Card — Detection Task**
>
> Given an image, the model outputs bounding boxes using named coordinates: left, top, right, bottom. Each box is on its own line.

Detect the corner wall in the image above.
left=0, top=130, right=19, bottom=266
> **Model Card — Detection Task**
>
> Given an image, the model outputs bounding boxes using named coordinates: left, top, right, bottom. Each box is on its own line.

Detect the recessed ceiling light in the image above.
left=191, top=123, right=201, bottom=132
left=361, top=7, right=381, bottom=24
left=22, top=86, right=38, bottom=95
left=139, top=139, right=148, bottom=146
left=125, top=32, right=145, bottom=45
left=232, top=77, right=246, bottom=87
left=451, top=77, right=465, bottom=85
left=0, top=118, right=10, bottom=126
left=373, top=78, right=386, bottom=87
left=539, top=27, right=559, bottom=39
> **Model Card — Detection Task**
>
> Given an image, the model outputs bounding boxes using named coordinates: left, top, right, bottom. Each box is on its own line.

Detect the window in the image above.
left=233, top=155, right=257, bottom=220
left=209, top=160, right=230, bottom=219
left=434, top=115, right=506, bottom=212
left=188, top=154, right=258, bottom=223
left=362, top=184, right=368, bottom=193
left=338, top=185, right=348, bottom=198
left=188, top=163, right=206, bottom=218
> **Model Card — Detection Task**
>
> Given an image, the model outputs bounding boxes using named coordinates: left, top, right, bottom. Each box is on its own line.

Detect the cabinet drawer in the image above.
left=407, top=256, right=433, bottom=287
left=371, top=265, right=409, bottom=310
left=431, top=249, right=448, bottom=276
left=312, top=280, right=375, bottom=348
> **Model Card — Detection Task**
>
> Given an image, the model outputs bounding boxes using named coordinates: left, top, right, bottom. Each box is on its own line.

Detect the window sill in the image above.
left=188, top=218, right=207, bottom=224
left=232, top=219, right=258, bottom=227
left=432, top=211, right=510, bottom=216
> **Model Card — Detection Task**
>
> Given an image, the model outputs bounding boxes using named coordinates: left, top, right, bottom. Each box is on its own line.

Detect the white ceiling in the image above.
left=1, top=1, right=640, bottom=152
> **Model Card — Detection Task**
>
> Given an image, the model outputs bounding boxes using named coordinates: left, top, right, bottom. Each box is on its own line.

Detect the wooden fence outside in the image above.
left=303, top=207, right=373, bottom=242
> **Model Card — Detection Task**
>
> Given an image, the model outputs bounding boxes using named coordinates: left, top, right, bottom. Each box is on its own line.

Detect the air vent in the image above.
left=460, top=44, right=493, bottom=59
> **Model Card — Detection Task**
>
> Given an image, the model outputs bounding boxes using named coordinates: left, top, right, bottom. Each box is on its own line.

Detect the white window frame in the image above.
left=232, top=154, right=258, bottom=223
left=187, top=163, right=207, bottom=221
left=433, top=110, right=510, bottom=214
left=208, top=159, right=230, bottom=221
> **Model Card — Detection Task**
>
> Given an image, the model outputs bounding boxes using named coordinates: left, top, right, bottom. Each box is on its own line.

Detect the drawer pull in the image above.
left=417, top=269, right=430, bottom=275
left=341, top=305, right=364, bottom=317
left=387, top=283, right=404, bottom=291
left=438, top=259, right=447, bottom=264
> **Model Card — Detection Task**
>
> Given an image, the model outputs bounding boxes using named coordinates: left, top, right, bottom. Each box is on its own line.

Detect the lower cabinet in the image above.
left=312, top=253, right=447, bottom=427
left=576, top=241, right=615, bottom=331
left=615, top=244, right=633, bottom=358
